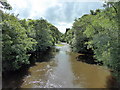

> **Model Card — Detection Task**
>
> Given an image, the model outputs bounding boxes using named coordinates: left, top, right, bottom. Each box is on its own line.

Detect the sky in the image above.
left=7, top=0, right=104, bottom=33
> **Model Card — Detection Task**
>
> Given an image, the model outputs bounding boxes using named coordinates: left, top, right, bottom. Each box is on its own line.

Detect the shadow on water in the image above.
left=29, top=47, right=60, bottom=64
left=106, top=71, right=120, bottom=89
left=2, top=44, right=116, bottom=88
left=106, top=75, right=117, bottom=89
left=2, top=65, right=31, bottom=89
left=74, top=53, right=118, bottom=88
left=2, top=47, right=58, bottom=89
left=76, top=54, right=118, bottom=88
left=76, top=54, right=103, bottom=65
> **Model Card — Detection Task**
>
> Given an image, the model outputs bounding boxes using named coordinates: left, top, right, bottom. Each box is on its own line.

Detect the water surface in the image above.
left=3, top=43, right=112, bottom=88
left=21, top=43, right=111, bottom=88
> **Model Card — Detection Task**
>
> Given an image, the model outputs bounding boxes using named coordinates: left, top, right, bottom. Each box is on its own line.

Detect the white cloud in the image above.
left=7, top=0, right=61, bottom=18
left=7, top=0, right=104, bottom=33
left=8, top=0, right=27, bottom=8
left=55, top=22, right=73, bottom=33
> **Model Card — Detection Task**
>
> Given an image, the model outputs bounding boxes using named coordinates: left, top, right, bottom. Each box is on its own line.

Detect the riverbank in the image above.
left=2, top=43, right=114, bottom=88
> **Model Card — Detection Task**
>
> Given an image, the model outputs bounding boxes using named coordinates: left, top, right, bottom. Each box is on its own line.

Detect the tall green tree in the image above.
left=2, top=13, right=36, bottom=71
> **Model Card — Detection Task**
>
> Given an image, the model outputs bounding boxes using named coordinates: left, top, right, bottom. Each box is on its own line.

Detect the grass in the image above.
left=56, top=44, right=64, bottom=46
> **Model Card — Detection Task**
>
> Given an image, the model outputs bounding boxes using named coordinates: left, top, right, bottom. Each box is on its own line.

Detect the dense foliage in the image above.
left=1, top=0, right=120, bottom=85
left=2, top=13, right=36, bottom=71
left=1, top=11, right=62, bottom=71
left=65, top=2, right=120, bottom=82
left=0, top=1, right=12, bottom=10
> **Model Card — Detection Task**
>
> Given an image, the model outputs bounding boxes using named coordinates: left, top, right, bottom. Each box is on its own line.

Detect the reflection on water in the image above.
left=3, top=43, right=113, bottom=88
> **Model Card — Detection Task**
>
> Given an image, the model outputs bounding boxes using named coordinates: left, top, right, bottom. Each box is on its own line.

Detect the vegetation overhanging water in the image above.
left=1, top=1, right=120, bottom=88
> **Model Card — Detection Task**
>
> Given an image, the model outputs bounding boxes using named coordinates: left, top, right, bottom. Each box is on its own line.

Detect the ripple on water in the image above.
left=6, top=43, right=112, bottom=88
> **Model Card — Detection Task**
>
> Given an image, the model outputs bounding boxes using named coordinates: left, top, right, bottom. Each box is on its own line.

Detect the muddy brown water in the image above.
left=3, top=43, right=113, bottom=88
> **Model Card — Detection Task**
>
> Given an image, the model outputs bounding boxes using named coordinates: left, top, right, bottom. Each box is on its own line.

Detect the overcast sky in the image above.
left=7, top=0, right=104, bottom=33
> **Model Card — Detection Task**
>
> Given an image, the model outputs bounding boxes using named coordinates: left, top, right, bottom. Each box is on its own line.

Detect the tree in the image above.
left=0, top=1, right=12, bottom=10
left=2, top=13, right=36, bottom=71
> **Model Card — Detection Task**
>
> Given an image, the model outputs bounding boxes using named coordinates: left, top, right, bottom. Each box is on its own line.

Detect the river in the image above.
left=3, top=43, right=112, bottom=88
